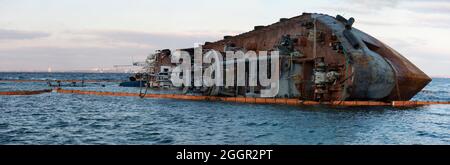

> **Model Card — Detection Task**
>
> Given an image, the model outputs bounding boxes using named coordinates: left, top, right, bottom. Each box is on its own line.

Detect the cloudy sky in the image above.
left=0, top=0, right=449, bottom=76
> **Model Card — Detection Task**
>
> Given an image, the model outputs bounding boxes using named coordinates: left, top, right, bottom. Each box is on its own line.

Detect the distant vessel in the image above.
left=124, top=13, right=431, bottom=101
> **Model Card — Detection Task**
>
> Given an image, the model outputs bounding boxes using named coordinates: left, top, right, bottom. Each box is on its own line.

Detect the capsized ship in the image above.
left=135, top=13, right=431, bottom=102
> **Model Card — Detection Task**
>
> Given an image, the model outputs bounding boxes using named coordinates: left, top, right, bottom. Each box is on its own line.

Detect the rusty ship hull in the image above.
left=145, top=13, right=431, bottom=102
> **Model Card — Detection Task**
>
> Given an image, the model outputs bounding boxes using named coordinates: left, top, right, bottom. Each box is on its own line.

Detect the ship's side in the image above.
left=147, top=13, right=431, bottom=102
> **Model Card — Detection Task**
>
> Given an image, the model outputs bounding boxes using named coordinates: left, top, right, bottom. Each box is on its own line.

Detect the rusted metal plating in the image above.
left=199, top=13, right=431, bottom=101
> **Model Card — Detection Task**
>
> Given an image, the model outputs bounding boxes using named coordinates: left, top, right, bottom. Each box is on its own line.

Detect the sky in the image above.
left=0, top=0, right=449, bottom=76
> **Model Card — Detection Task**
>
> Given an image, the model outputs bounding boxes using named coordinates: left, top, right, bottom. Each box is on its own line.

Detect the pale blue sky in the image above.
left=0, top=0, right=450, bottom=76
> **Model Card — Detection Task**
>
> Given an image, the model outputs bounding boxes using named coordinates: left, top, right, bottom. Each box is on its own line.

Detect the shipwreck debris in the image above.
left=132, top=13, right=431, bottom=102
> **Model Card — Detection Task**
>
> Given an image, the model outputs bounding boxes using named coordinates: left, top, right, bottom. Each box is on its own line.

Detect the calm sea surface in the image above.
left=0, top=72, right=449, bottom=144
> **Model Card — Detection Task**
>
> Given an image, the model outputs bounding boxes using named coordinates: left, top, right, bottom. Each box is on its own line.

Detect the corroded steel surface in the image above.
left=199, top=13, right=431, bottom=101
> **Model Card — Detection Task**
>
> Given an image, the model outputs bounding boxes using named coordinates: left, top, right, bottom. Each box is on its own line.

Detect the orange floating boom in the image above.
left=2, top=88, right=448, bottom=107
left=53, top=88, right=450, bottom=107
left=0, top=89, right=52, bottom=95
left=0, top=80, right=122, bottom=83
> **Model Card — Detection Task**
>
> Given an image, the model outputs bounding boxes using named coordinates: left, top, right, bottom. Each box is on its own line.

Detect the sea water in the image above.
left=0, top=72, right=449, bottom=144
